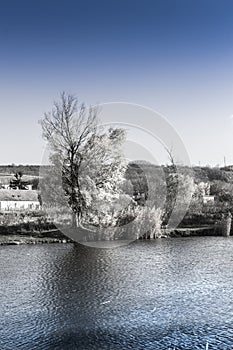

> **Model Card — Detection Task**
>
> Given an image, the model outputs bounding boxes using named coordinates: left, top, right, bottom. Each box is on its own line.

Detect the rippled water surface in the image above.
left=1, top=237, right=233, bottom=349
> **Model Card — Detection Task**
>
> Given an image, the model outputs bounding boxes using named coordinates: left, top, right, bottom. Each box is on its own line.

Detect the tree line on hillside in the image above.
left=0, top=165, right=40, bottom=176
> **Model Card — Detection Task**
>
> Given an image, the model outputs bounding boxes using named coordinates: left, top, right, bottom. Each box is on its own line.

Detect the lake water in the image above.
left=1, top=237, right=233, bottom=349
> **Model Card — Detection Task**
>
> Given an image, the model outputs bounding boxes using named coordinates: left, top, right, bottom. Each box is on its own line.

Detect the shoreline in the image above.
left=0, top=234, right=72, bottom=245
left=0, top=224, right=73, bottom=245
left=0, top=226, right=229, bottom=246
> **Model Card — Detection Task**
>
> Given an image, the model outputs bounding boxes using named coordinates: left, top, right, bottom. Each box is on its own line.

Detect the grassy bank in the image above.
left=0, top=234, right=71, bottom=245
left=0, top=210, right=73, bottom=245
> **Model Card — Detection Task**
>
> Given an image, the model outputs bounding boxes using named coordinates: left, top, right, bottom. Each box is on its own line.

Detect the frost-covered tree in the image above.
left=74, top=127, right=129, bottom=228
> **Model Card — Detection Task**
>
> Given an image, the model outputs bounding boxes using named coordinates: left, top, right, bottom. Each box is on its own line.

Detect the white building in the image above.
left=203, top=195, right=215, bottom=205
left=0, top=190, right=40, bottom=211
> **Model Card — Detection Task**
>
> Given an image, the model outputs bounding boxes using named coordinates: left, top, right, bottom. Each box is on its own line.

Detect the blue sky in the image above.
left=1, top=0, right=233, bottom=165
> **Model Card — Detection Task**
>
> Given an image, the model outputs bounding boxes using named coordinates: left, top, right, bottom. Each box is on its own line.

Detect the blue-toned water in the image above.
left=1, top=237, right=233, bottom=349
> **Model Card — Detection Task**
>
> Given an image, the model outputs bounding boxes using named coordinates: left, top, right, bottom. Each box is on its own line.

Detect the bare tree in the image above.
left=39, top=93, right=128, bottom=232
left=163, top=144, right=194, bottom=228
left=164, top=145, right=176, bottom=170
left=39, top=92, right=98, bottom=226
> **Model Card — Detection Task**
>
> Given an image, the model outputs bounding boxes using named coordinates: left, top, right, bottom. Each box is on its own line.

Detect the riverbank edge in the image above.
left=0, top=224, right=73, bottom=245
left=0, top=226, right=229, bottom=245
left=0, top=234, right=73, bottom=245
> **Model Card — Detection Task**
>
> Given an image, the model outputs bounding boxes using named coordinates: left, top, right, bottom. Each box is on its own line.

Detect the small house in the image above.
left=0, top=189, right=41, bottom=211
left=203, top=195, right=215, bottom=205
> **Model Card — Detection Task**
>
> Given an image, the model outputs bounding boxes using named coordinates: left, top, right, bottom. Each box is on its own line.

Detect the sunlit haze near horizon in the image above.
left=1, top=0, right=233, bottom=166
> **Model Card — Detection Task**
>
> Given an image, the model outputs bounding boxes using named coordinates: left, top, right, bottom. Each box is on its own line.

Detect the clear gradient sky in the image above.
left=1, top=0, right=233, bottom=166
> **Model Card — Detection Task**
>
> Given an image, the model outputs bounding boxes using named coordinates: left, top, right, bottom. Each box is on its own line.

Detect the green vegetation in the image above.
left=0, top=165, right=40, bottom=176
left=127, top=163, right=233, bottom=229
left=1, top=162, right=233, bottom=241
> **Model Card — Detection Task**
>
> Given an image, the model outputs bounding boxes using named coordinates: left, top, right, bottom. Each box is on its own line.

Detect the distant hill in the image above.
left=193, top=166, right=233, bottom=184
left=1, top=163, right=233, bottom=195
left=0, top=165, right=40, bottom=176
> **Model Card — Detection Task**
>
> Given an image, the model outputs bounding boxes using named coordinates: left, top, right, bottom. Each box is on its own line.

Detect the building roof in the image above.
left=0, top=189, right=39, bottom=201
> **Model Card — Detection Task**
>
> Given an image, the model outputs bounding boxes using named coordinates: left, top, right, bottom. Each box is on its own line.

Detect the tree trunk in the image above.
left=72, top=213, right=77, bottom=228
